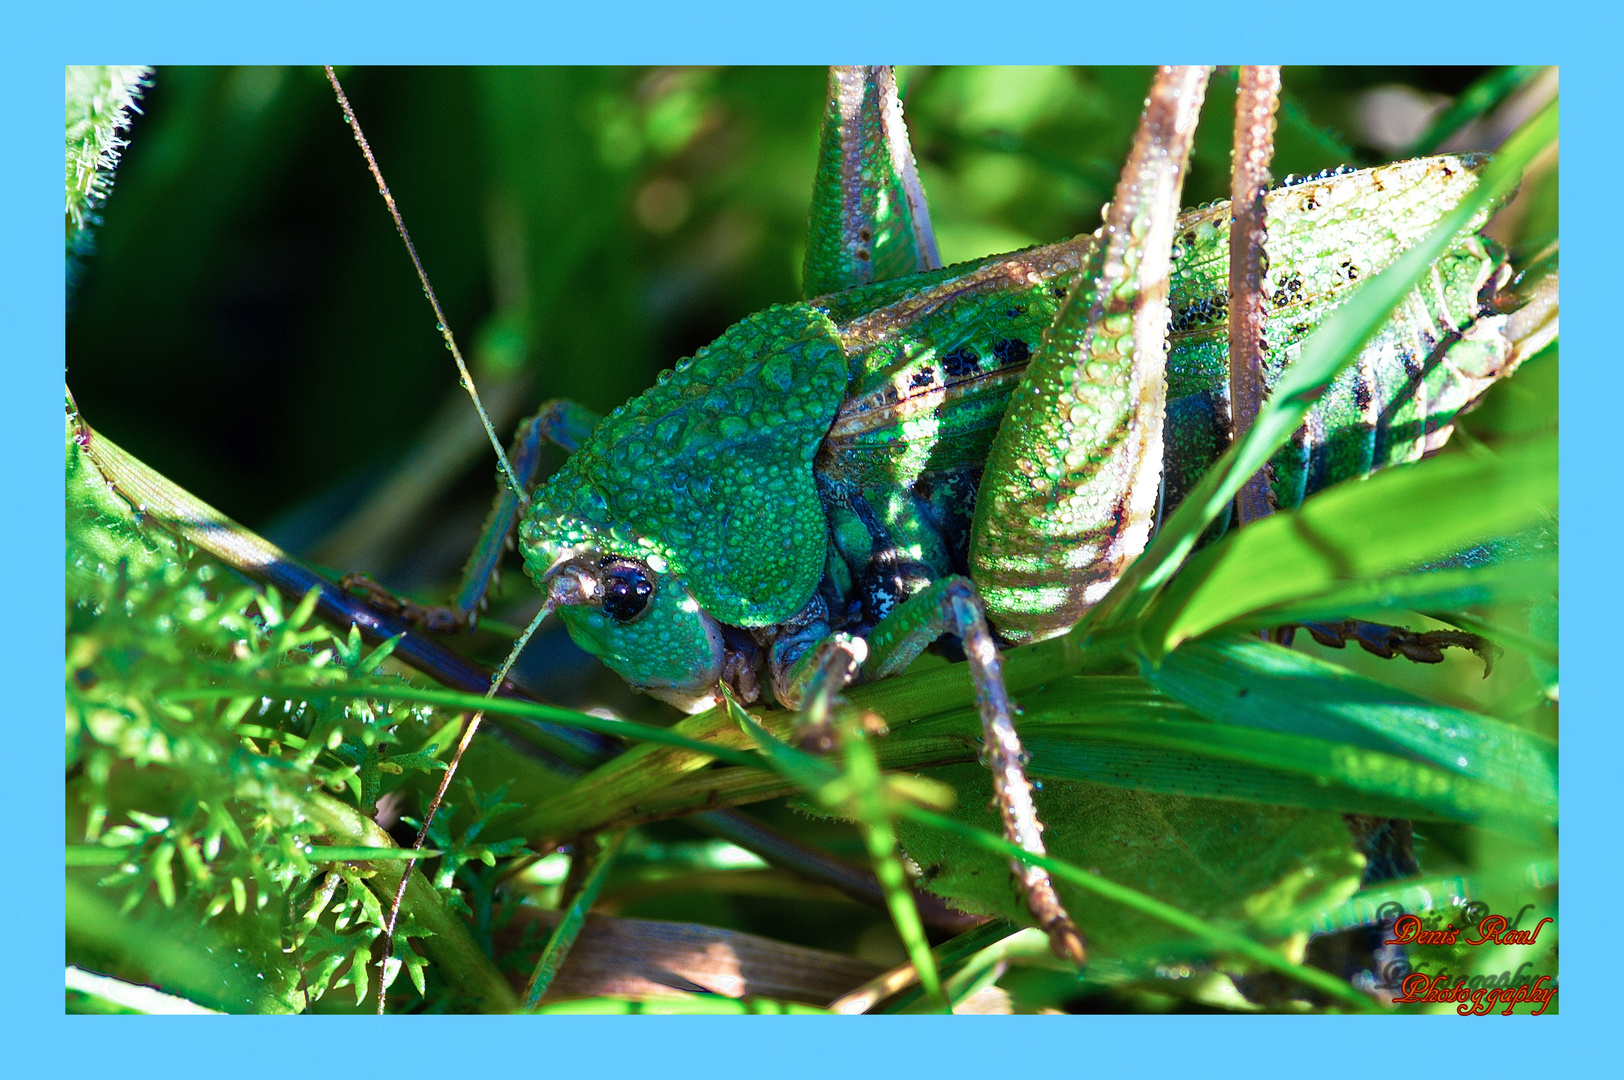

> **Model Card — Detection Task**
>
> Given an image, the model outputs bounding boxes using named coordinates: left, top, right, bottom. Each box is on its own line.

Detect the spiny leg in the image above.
left=970, top=66, right=1210, bottom=643
left=1227, top=65, right=1282, bottom=528
left=1274, top=619, right=1502, bottom=675
left=340, top=399, right=601, bottom=630
left=875, top=578, right=1087, bottom=963
left=779, top=576, right=1087, bottom=964
left=803, top=65, right=941, bottom=298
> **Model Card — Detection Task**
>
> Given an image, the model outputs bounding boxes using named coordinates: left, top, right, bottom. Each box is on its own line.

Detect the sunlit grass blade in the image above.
left=1142, top=638, right=1556, bottom=808
left=66, top=965, right=221, bottom=1015
left=303, top=847, right=444, bottom=861
left=1139, top=434, right=1557, bottom=654
left=1236, top=552, right=1556, bottom=631
left=1410, top=66, right=1548, bottom=155
left=891, top=693, right=1548, bottom=839
left=161, top=682, right=771, bottom=773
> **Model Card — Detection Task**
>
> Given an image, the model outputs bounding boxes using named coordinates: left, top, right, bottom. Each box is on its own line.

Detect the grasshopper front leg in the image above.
left=776, top=576, right=1087, bottom=963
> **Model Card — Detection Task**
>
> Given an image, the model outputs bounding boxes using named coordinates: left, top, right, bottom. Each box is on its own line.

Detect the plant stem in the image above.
left=524, top=830, right=627, bottom=1008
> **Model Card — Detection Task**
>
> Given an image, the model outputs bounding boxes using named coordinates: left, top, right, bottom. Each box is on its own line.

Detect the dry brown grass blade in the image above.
left=497, top=909, right=1012, bottom=1013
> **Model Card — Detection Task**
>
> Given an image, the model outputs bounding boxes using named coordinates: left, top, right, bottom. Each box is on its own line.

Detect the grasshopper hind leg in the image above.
left=970, top=66, right=1211, bottom=643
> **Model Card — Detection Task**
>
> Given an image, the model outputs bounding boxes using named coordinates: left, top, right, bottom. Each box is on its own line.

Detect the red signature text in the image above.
left=1392, top=973, right=1556, bottom=1016
left=1386, top=913, right=1553, bottom=948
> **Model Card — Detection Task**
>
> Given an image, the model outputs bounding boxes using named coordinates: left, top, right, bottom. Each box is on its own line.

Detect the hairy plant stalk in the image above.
left=1228, top=65, right=1281, bottom=527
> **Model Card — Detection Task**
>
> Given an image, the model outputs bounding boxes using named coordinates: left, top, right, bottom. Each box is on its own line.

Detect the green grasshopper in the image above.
left=339, top=66, right=1552, bottom=965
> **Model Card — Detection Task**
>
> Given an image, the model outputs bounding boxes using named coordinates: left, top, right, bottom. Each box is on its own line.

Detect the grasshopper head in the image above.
left=518, top=303, right=851, bottom=712
left=527, top=548, right=727, bottom=713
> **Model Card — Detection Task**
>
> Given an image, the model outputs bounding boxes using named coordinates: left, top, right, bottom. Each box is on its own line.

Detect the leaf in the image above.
left=1142, top=638, right=1557, bottom=809
left=1242, top=551, right=1557, bottom=630
left=894, top=764, right=1364, bottom=963
left=1142, top=435, right=1557, bottom=653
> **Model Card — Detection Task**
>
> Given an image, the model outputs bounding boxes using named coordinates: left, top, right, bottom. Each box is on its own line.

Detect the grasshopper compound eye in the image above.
left=598, top=558, right=654, bottom=623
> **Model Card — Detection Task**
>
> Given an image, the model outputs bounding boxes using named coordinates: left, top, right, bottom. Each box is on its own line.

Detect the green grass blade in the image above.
left=899, top=699, right=1548, bottom=838
left=1410, top=66, right=1547, bottom=155
left=162, top=682, right=771, bottom=773
left=302, top=847, right=444, bottom=861
left=1141, top=434, right=1557, bottom=653
left=66, top=846, right=130, bottom=867
left=524, top=829, right=626, bottom=1009
left=67, top=965, right=221, bottom=1015
left=1238, top=553, right=1556, bottom=631
left=1142, top=638, right=1556, bottom=808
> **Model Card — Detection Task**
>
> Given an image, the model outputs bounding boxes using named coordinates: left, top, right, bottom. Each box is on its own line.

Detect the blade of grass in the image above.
left=66, top=965, right=221, bottom=1016
left=1238, top=553, right=1555, bottom=630
left=303, top=847, right=444, bottom=861
left=1410, top=66, right=1547, bottom=155
left=524, top=829, right=626, bottom=1009
left=161, top=682, right=772, bottom=773
left=1014, top=722, right=1548, bottom=838
left=1143, top=638, right=1556, bottom=807
left=1141, top=434, right=1557, bottom=654
left=66, top=846, right=130, bottom=867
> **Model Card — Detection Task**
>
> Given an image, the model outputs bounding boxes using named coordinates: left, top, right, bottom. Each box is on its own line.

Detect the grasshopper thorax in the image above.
left=516, top=303, right=850, bottom=707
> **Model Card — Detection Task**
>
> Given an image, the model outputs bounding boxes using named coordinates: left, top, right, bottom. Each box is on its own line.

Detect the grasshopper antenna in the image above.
left=375, top=588, right=563, bottom=1013
left=324, top=65, right=528, bottom=505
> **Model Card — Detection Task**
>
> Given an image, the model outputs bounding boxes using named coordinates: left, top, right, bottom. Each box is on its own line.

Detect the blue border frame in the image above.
left=8, top=1, right=1616, bottom=1074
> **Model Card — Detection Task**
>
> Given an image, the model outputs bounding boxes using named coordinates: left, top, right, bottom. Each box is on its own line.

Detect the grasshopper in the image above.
left=331, top=65, right=1554, bottom=966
